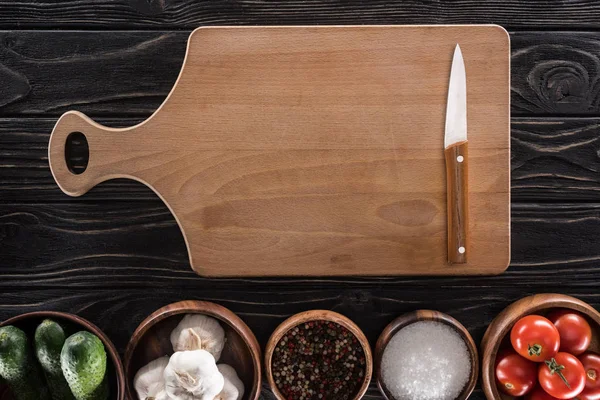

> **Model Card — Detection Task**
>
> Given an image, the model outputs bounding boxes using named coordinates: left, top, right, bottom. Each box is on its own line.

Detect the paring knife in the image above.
left=445, top=44, right=468, bottom=264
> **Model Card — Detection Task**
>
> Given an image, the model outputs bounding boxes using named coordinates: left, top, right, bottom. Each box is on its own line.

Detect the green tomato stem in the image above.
left=545, top=358, right=571, bottom=389
left=528, top=344, right=543, bottom=357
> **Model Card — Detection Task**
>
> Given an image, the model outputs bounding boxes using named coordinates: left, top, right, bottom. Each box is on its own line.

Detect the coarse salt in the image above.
left=381, top=321, right=471, bottom=400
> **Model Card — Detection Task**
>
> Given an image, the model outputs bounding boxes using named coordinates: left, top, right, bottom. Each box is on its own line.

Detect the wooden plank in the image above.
left=511, top=118, right=600, bottom=201
left=511, top=32, right=600, bottom=116
left=0, top=31, right=187, bottom=116
left=3, top=118, right=599, bottom=202
left=0, top=1, right=600, bottom=29
left=0, top=31, right=600, bottom=117
left=0, top=285, right=597, bottom=400
left=1, top=201, right=599, bottom=287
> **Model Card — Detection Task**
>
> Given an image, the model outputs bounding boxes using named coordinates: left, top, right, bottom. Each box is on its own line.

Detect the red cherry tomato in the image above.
left=577, top=352, right=600, bottom=400
left=496, top=349, right=538, bottom=396
left=512, top=315, right=561, bottom=362
left=526, top=385, right=568, bottom=400
left=547, top=310, right=592, bottom=355
left=538, top=352, right=586, bottom=399
left=579, top=352, right=600, bottom=390
left=578, top=388, right=600, bottom=400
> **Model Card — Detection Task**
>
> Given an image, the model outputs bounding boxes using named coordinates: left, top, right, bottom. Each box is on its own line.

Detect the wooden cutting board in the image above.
left=49, top=25, right=510, bottom=277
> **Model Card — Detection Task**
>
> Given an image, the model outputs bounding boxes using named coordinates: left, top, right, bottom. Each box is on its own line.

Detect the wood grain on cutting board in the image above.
left=48, top=25, right=510, bottom=276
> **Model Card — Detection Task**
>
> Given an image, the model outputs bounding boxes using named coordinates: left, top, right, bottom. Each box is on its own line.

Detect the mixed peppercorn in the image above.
left=272, top=320, right=366, bottom=400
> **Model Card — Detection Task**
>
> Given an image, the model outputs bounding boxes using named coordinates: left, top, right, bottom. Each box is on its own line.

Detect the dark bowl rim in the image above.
left=123, top=300, right=262, bottom=400
left=0, top=310, right=125, bottom=400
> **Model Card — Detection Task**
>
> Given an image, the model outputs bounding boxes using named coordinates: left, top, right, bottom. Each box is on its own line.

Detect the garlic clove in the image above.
left=164, top=350, right=224, bottom=400
left=212, top=377, right=238, bottom=400
left=170, top=314, right=226, bottom=361
left=150, top=390, right=171, bottom=400
left=216, top=365, right=244, bottom=400
left=134, top=356, right=170, bottom=400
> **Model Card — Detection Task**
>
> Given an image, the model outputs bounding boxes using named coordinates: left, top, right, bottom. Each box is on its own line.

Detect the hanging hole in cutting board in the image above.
left=65, top=132, right=89, bottom=175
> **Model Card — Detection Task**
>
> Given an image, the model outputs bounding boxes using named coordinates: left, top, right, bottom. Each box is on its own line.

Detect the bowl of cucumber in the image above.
left=0, top=311, right=125, bottom=400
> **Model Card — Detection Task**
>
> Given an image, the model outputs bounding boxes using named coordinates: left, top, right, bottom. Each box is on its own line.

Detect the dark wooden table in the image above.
left=2, top=2, right=600, bottom=399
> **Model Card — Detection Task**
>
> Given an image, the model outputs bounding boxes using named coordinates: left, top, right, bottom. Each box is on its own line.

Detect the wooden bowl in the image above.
left=124, top=300, right=261, bottom=400
left=265, top=310, right=373, bottom=400
left=374, top=310, right=479, bottom=400
left=0, top=311, right=125, bottom=400
left=481, top=293, right=600, bottom=400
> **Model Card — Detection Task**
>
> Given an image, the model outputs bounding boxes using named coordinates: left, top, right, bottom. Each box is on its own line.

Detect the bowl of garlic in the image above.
left=124, top=300, right=261, bottom=400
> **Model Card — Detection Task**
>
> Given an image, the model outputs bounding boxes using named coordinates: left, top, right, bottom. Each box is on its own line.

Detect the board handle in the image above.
left=48, top=111, right=121, bottom=197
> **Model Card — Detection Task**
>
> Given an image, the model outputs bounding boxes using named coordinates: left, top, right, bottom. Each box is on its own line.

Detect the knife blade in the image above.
left=445, top=44, right=468, bottom=264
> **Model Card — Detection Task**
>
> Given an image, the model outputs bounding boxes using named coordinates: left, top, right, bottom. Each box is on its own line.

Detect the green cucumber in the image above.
left=61, top=332, right=108, bottom=400
left=0, top=325, right=50, bottom=400
left=35, top=319, right=75, bottom=400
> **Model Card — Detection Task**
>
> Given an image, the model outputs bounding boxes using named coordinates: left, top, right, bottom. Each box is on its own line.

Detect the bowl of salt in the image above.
left=374, top=310, right=479, bottom=400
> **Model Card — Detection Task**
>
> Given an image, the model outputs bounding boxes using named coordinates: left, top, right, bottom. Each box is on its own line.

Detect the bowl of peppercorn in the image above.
left=265, top=310, right=373, bottom=400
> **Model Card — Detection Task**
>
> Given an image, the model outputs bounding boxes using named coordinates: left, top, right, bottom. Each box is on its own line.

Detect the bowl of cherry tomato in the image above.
left=481, top=294, right=600, bottom=400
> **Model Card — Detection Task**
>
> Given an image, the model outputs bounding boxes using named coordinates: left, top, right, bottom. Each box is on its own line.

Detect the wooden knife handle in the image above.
left=445, top=140, right=469, bottom=264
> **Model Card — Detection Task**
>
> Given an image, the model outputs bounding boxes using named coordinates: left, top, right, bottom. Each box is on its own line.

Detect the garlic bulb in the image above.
left=134, top=356, right=170, bottom=400
left=214, top=365, right=244, bottom=400
left=164, top=350, right=224, bottom=400
left=170, top=314, right=226, bottom=360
